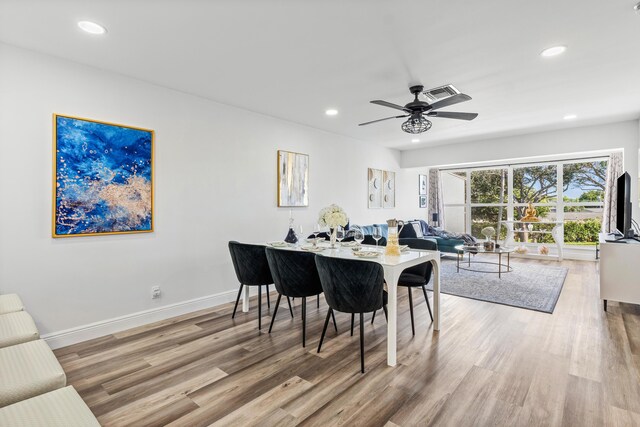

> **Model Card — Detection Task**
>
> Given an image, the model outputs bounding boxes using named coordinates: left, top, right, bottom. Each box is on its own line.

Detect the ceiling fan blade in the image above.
left=370, top=100, right=410, bottom=112
left=429, top=93, right=472, bottom=110
left=427, top=111, right=478, bottom=121
left=358, top=115, right=409, bottom=126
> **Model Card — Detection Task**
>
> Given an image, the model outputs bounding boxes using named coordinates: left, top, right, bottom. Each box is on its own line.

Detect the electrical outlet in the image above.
left=151, top=286, right=161, bottom=299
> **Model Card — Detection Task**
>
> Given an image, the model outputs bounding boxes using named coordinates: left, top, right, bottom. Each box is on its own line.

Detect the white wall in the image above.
left=0, top=43, right=428, bottom=341
left=402, top=120, right=640, bottom=222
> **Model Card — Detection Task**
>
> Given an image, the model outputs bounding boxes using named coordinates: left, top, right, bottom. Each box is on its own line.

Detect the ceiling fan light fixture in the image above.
left=401, top=116, right=432, bottom=134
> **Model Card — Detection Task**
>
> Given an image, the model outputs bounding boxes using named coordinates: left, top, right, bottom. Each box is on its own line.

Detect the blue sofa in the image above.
left=354, top=221, right=465, bottom=254
left=398, top=220, right=464, bottom=254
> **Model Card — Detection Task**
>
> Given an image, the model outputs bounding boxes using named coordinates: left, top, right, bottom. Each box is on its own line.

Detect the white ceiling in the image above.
left=1, top=0, right=639, bottom=150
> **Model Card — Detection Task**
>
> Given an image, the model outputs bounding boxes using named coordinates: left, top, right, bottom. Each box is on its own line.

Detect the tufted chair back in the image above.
left=228, top=241, right=273, bottom=286
left=315, top=256, right=385, bottom=314
left=265, top=248, right=323, bottom=298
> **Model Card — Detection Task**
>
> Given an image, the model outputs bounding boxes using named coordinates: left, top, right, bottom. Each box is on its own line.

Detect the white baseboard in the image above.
left=41, top=290, right=237, bottom=350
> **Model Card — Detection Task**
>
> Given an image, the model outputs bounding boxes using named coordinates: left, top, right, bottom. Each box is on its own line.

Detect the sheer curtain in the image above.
left=428, top=169, right=445, bottom=229
left=601, top=151, right=624, bottom=233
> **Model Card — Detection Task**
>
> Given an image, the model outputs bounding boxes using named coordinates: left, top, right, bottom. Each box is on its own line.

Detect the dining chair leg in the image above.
left=351, top=313, right=355, bottom=336
left=232, top=284, right=244, bottom=319
left=268, top=294, right=282, bottom=333
left=258, top=285, right=262, bottom=330
left=330, top=309, right=338, bottom=333
left=359, top=312, right=365, bottom=373
left=408, top=287, right=415, bottom=336
left=422, top=285, right=434, bottom=322
left=317, top=308, right=332, bottom=353
left=383, top=305, right=388, bottom=321
left=266, top=285, right=271, bottom=308
left=370, top=310, right=376, bottom=324
left=286, top=296, right=294, bottom=318
left=302, top=297, right=307, bottom=347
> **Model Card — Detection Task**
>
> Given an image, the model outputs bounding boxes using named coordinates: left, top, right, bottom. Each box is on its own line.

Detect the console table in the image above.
left=503, top=220, right=563, bottom=261
left=598, top=233, right=640, bottom=311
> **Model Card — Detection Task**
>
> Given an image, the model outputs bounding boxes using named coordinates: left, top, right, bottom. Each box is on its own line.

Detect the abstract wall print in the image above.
left=368, top=168, right=383, bottom=209
left=419, top=174, right=427, bottom=195
left=53, top=114, right=154, bottom=237
left=277, top=150, right=309, bottom=207
left=419, top=195, right=427, bottom=208
left=383, top=170, right=396, bottom=208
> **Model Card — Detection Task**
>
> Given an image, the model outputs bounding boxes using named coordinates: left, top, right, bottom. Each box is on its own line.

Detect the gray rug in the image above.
left=425, top=260, right=568, bottom=313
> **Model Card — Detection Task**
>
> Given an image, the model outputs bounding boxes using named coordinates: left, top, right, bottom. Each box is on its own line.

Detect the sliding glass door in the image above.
left=441, top=158, right=607, bottom=249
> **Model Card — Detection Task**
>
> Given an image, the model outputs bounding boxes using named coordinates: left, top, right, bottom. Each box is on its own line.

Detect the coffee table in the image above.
left=454, top=244, right=514, bottom=278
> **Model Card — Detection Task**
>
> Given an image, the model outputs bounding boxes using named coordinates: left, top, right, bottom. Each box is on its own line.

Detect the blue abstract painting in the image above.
left=54, top=115, right=153, bottom=237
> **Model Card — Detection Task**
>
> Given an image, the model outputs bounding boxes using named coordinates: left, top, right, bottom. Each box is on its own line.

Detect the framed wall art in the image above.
left=383, top=170, right=395, bottom=208
left=277, top=150, right=309, bottom=207
left=368, top=168, right=382, bottom=208
left=53, top=114, right=154, bottom=237
left=419, top=195, right=427, bottom=208
left=419, top=174, right=427, bottom=195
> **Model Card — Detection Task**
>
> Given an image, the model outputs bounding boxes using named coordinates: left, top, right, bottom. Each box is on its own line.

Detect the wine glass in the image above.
left=296, top=225, right=304, bottom=246
left=353, top=227, right=364, bottom=247
left=336, top=225, right=345, bottom=245
left=372, top=225, right=382, bottom=247
left=311, top=223, right=322, bottom=247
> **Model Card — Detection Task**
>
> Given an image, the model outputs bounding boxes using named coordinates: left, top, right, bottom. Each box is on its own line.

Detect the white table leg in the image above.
left=242, top=286, right=250, bottom=313
left=383, top=268, right=399, bottom=367
left=431, top=256, right=441, bottom=331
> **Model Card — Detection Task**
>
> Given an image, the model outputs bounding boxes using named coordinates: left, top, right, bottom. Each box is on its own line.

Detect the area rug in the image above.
left=425, top=259, right=568, bottom=313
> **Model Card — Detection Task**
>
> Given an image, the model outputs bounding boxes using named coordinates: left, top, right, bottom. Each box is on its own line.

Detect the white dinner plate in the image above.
left=268, top=241, right=288, bottom=247
left=306, top=237, right=325, bottom=243
left=353, top=251, right=380, bottom=258
left=301, top=246, right=325, bottom=252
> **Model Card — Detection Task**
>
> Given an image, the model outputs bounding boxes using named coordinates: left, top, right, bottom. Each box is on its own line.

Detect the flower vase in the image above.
left=330, top=228, right=337, bottom=248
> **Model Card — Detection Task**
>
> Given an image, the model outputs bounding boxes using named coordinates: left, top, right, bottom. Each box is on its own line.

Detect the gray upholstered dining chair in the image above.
left=371, top=238, right=436, bottom=335
left=397, top=238, right=436, bottom=334
left=228, top=241, right=291, bottom=330
left=265, top=247, right=337, bottom=347
left=315, top=255, right=387, bottom=373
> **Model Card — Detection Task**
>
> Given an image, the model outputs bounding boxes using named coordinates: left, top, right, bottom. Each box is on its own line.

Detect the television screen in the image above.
left=616, top=172, right=631, bottom=236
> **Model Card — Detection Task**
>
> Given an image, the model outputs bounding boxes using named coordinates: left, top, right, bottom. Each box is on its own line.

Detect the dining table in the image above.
left=245, top=241, right=441, bottom=367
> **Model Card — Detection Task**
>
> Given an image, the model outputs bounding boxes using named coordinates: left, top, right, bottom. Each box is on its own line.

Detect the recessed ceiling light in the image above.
left=540, top=45, right=566, bottom=57
left=325, top=109, right=338, bottom=116
left=411, top=139, right=420, bottom=143
left=77, top=21, right=107, bottom=35
left=563, top=114, right=577, bottom=120
left=635, top=2, right=640, bottom=13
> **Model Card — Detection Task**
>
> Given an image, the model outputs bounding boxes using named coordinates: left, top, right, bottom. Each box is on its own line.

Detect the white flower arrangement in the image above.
left=318, top=204, right=348, bottom=228
left=481, top=226, right=496, bottom=238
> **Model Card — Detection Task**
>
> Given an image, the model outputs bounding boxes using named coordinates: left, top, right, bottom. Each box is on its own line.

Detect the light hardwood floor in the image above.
left=54, top=259, right=640, bottom=426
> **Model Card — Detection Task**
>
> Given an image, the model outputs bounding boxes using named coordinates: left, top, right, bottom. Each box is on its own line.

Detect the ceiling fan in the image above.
left=359, top=84, right=478, bottom=134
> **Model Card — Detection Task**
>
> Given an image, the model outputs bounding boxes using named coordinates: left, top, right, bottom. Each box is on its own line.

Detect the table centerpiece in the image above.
left=318, top=204, right=348, bottom=248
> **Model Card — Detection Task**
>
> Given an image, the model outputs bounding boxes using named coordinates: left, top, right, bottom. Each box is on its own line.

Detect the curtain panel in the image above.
left=428, top=169, right=445, bottom=229
left=601, top=151, right=624, bottom=234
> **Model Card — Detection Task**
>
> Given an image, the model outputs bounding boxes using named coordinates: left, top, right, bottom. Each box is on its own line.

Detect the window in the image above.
left=562, top=161, right=607, bottom=245
left=441, top=158, right=608, bottom=249
left=469, top=169, right=508, bottom=239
